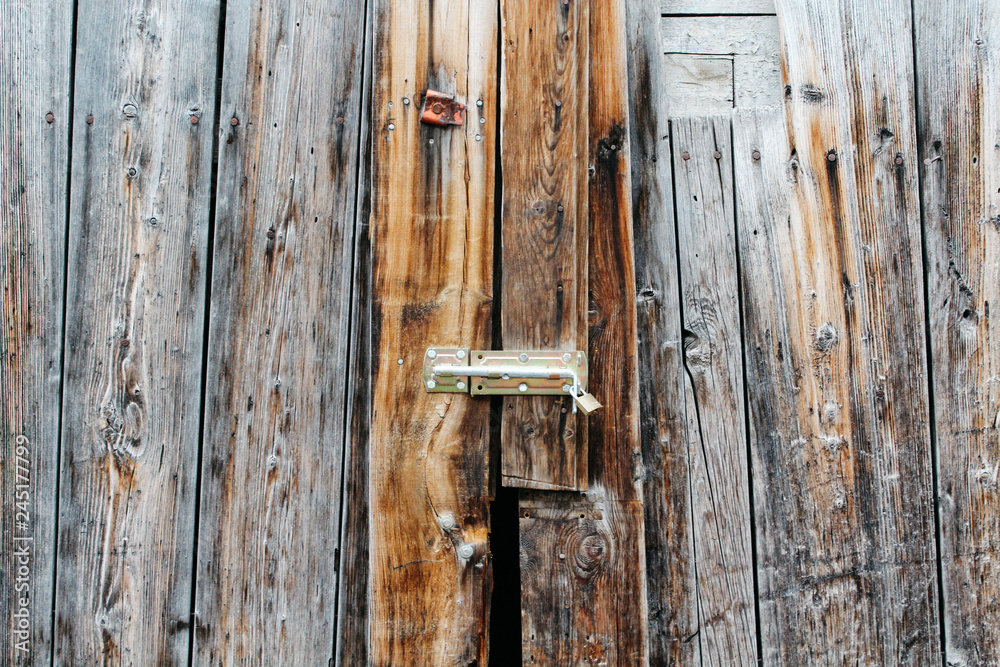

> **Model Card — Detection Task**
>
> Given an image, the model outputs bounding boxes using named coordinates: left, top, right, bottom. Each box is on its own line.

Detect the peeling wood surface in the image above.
left=671, top=115, right=757, bottom=665
left=625, top=0, right=699, bottom=662
left=193, top=0, right=366, bottom=662
left=737, top=2, right=939, bottom=649
left=661, top=0, right=775, bottom=14
left=55, top=0, right=219, bottom=662
left=500, top=0, right=589, bottom=492
left=915, top=1, right=1000, bottom=663
left=519, top=0, right=648, bottom=662
left=367, top=0, right=497, bottom=663
left=0, top=1, right=72, bottom=663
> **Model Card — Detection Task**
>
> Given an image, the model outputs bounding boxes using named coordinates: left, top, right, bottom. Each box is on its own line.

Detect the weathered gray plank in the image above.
left=671, top=115, right=757, bottom=665
left=737, top=5, right=939, bottom=648
left=625, top=0, right=699, bottom=662
left=367, top=0, right=497, bottom=662
left=193, top=0, right=366, bottom=663
left=661, top=0, right=774, bottom=13
left=915, top=1, right=1000, bottom=663
left=0, top=2, right=72, bottom=663
left=500, top=0, right=589, bottom=492
left=660, top=16, right=781, bottom=117
left=55, top=0, right=219, bottom=662
left=518, top=0, right=648, bottom=662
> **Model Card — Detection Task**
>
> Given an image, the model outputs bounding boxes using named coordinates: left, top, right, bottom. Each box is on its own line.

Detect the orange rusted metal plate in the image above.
left=420, top=89, right=466, bottom=126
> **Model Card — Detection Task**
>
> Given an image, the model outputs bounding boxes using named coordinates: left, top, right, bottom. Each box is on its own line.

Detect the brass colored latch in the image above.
left=422, top=348, right=602, bottom=415
left=420, top=90, right=466, bottom=126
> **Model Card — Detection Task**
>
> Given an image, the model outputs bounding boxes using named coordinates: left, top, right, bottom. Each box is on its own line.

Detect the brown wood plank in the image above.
left=518, top=0, right=648, bottom=662
left=54, top=0, right=220, bottom=662
left=671, top=115, right=757, bottom=665
left=0, top=2, right=72, bottom=663
left=499, top=0, right=589, bottom=492
left=625, top=0, right=700, bottom=661
left=736, top=3, right=939, bottom=651
left=368, top=0, right=497, bottom=662
left=192, top=0, right=367, bottom=663
left=915, top=1, right=1000, bottom=663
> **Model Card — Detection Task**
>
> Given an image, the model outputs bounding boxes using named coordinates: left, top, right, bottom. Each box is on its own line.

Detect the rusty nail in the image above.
left=190, top=115, right=199, bottom=124
left=681, top=151, right=690, bottom=161
left=121, top=339, right=130, bottom=347
left=752, top=150, right=761, bottom=160
left=924, top=155, right=942, bottom=165
left=827, top=151, right=837, bottom=162
left=45, top=113, right=55, bottom=124
left=714, top=151, right=722, bottom=159
left=123, top=104, right=138, bottom=118
left=86, top=114, right=94, bottom=124
left=894, top=155, right=903, bottom=165
left=230, top=116, right=239, bottom=126
left=432, top=102, right=444, bottom=114
left=266, top=228, right=275, bottom=239
left=336, top=116, right=345, bottom=125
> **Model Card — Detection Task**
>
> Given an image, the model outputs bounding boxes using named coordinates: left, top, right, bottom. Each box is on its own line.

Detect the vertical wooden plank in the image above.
left=0, top=2, right=72, bottom=663
left=671, top=115, right=757, bottom=665
left=193, top=0, right=366, bottom=663
left=499, top=0, right=589, bottom=491
left=335, top=3, right=374, bottom=665
left=737, top=0, right=940, bottom=653
left=368, top=0, right=497, bottom=662
left=55, top=0, right=219, bottom=662
left=625, top=0, right=700, bottom=662
left=519, top=0, right=648, bottom=662
left=915, top=1, right=1000, bottom=663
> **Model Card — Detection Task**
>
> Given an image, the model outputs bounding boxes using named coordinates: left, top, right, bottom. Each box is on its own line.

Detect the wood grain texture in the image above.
left=55, top=0, right=219, bottom=663
left=915, top=2, right=1000, bottom=664
left=671, top=116, right=757, bottom=665
left=660, top=16, right=781, bottom=116
left=368, top=0, right=497, bottom=663
left=0, top=1, right=72, bottom=663
left=519, top=0, right=648, bottom=662
left=625, top=0, right=699, bottom=662
left=736, top=27, right=938, bottom=655
left=661, top=0, right=774, bottom=14
left=334, top=5, right=373, bottom=665
left=193, top=0, right=366, bottom=663
left=500, top=0, right=589, bottom=492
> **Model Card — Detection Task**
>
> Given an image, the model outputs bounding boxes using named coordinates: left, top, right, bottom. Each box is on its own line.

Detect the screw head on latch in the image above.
left=518, top=383, right=528, bottom=392
left=427, top=349, right=437, bottom=358
left=456, top=350, right=466, bottom=359
left=562, top=352, right=572, bottom=363
left=456, top=381, right=466, bottom=390
left=427, top=380, right=437, bottom=389
left=518, top=353, right=529, bottom=362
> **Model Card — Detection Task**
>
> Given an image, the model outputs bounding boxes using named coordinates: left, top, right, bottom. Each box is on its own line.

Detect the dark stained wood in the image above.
left=671, top=115, right=757, bottom=665
left=193, top=0, right=366, bottom=662
left=500, top=0, right=589, bottom=492
left=367, top=0, right=498, bottom=662
left=519, top=0, right=648, bottom=662
left=334, top=4, right=374, bottom=665
left=915, top=1, right=1000, bottom=663
left=0, top=2, right=72, bottom=663
left=55, top=0, right=219, bottom=663
left=624, top=0, right=699, bottom=662
left=737, top=5, right=939, bottom=649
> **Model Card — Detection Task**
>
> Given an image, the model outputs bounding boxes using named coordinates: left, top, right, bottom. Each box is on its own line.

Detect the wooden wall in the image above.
left=2, top=0, right=999, bottom=665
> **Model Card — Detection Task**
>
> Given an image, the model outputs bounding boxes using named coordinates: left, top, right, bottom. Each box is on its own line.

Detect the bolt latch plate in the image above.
left=423, top=348, right=601, bottom=414
left=420, top=90, right=466, bottom=126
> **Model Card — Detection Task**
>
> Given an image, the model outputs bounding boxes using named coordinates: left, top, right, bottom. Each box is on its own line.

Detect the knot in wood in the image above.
left=572, top=532, right=608, bottom=580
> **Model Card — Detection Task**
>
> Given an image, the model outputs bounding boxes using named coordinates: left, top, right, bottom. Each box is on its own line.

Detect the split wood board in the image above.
left=915, top=0, right=1000, bottom=663
left=0, top=1, right=73, bottom=663
left=55, top=0, right=219, bottom=662
left=737, top=1, right=939, bottom=658
left=193, top=0, right=367, bottom=663
left=367, top=0, right=498, bottom=663
left=671, top=115, right=757, bottom=665
left=500, top=0, right=589, bottom=492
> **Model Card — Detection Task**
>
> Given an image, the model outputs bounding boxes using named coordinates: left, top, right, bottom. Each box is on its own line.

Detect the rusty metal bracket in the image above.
left=420, top=90, right=466, bottom=126
left=422, top=348, right=601, bottom=415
